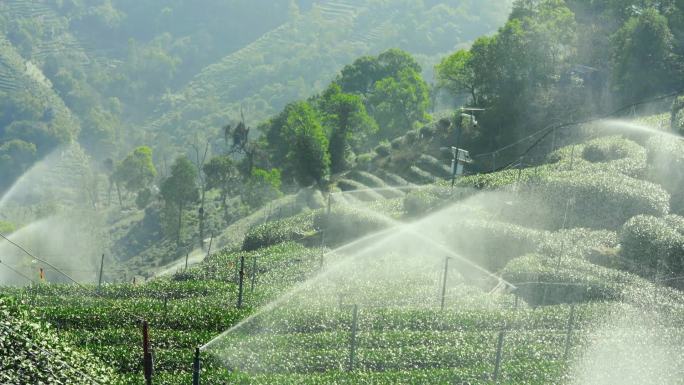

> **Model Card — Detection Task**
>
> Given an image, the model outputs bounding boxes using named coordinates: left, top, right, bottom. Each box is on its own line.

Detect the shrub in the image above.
left=645, top=134, right=684, bottom=214
left=313, top=206, right=389, bottom=246
left=548, top=136, right=647, bottom=177
left=517, top=171, right=670, bottom=230
left=243, top=214, right=314, bottom=251
left=374, top=141, right=391, bottom=157
left=446, top=220, right=547, bottom=271
left=502, top=254, right=640, bottom=306
left=619, top=215, right=684, bottom=277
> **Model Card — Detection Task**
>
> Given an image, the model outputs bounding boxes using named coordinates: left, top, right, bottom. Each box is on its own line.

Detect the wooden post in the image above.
left=563, top=304, right=576, bottom=361
left=142, top=320, right=153, bottom=385
left=348, top=304, right=358, bottom=372
left=492, top=324, right=506, bottom=382
left=192, top=347, right=201, bottom=385
left=97, top=254, right=105, bottom=289
left=237, top=256, right=245, bottom=309
left=440, top=257, right=450, bottom=311
left=184, top=252, right=189, bottom=272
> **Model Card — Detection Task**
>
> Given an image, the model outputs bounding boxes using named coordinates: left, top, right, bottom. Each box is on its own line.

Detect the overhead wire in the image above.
left=470, top=87, right=684, bottom=173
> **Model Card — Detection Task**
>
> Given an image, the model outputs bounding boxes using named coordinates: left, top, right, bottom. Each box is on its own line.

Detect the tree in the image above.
left=319, top=84, right=377, bottom=173
left=284, top=102, right=330, bottom=186
left=160, top=156, right=199, bottom=248
left=611, top=8, right=676, bottom=103
left=0, top=139, right=37, bottom=191
left=243, top=168, right=282, bottom=209
left=368, top=67, right=430, bottom=140
left=337, top=49, right=422, bottom=95
left=436, top=50, right=478, bottom=104
left=203, top=155, right=239, bottom=221
left=112, top=146, right=157, bottom=207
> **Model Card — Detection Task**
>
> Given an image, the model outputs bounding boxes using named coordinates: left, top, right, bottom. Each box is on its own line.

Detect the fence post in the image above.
left=192, top=347, right=201, bottom=385
left=492, top=323, right=506, bottom=383
left=185, top=252, right=189, bottom=272
left=97, top=254, right=105, bottom=289
left=142, top=320, right=153, bottom=385
left=440, top=257, right=450, bottom=311
left=348, top=304, right=359, bottom=372
left=237, top=256, right=245, bottom=308
left=563, top=304, right=576, bottom=361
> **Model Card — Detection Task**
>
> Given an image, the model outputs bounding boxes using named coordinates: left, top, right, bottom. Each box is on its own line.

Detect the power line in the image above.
left=471, top=88, right=684, bottom=171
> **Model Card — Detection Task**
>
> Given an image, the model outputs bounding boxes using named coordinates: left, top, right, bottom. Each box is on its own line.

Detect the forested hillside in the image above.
left=2, top=0, right=684, bottom=384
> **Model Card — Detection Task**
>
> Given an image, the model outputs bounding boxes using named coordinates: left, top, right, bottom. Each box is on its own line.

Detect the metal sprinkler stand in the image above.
left=440, top=256, right=451, bottom=311
left=192, top=347, right=201, bottom=385
left=142, top=320, right=154, bottom=385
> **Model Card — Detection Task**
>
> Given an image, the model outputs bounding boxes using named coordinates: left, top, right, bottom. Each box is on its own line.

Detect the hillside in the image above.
left=3, top=113, right=684, bottom=383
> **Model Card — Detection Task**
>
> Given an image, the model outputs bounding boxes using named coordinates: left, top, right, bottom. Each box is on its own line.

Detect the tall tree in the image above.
left=369, top=67, right=430, bottom=140
left=203, top=155, right=239, bottom=221
left=284, top=102, right=330, bottom=186
left=112, top=146, right=157, bottom=207
left=436, top=50, right=478, bottom=104
left=611, top=8, right=676, bottom=104
left=160, top=156, right=199, bottom=248
left=319, top=84, right=377, bottom=173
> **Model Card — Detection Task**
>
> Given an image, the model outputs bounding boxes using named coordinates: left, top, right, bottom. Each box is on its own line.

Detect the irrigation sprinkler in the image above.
left=142, top=320, right=154, bottom=385
left=192, top=347, right=201, bottom=385
left=97, top=254, right=105, bottom=289
left=237, top=256, right=245, bottom=309
left=492, top=323, right=506, bottom=382
left=563, top=304, right=576, bottom=361
left=440, top=257, right=451, bottom=311
left=348, top=304, right=359, bottom=372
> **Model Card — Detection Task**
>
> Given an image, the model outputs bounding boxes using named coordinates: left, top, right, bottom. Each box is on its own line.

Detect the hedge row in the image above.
left=619, top=215, right=684, bottom=280
left=0, top=296, right=115, bottom=384
left=242, top=213, right=315, bottom=251
left=547, top=136, right=647, bottom=177
left=645, top=134, right=684, bottom=214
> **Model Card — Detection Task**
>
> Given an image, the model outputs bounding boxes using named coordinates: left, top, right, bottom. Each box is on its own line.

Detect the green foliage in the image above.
left=203, top=155, right=240, bottom=218
left=337, top=49, right=422, bottom=95
left=548, top=136, right=647, bottom=177
left=672, top=95, right=684, bottom=134
left=502, top=254, right=640, bottom=306
left=0, top=296, right=115, bottom=383
left=435, top=49, right=477, bottom=103
left=243, top=214, right=314, bottom=251
left=645, top=134, right=684, bottom=214
left=619, top=215, right=684, bottom=279
left=285, top=102, right=331, bottom=186
left=0, top=139, right=36, bottom=189
left=518, top=170, right=670, bottom=230
left=243, top=168, right=282, bottom=209
left=113, top=146, right=157, bottom=193
left=369, top=67, right=430, bottom=140
left=0, top=220, right=15, bottom=234
left=160, top=156, right=199, bottom=246
left=313, top=206, right=389, bottom=246
left=611, top=8, right=676, bottom=104
left=319, top=84, right=377, bottom=173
